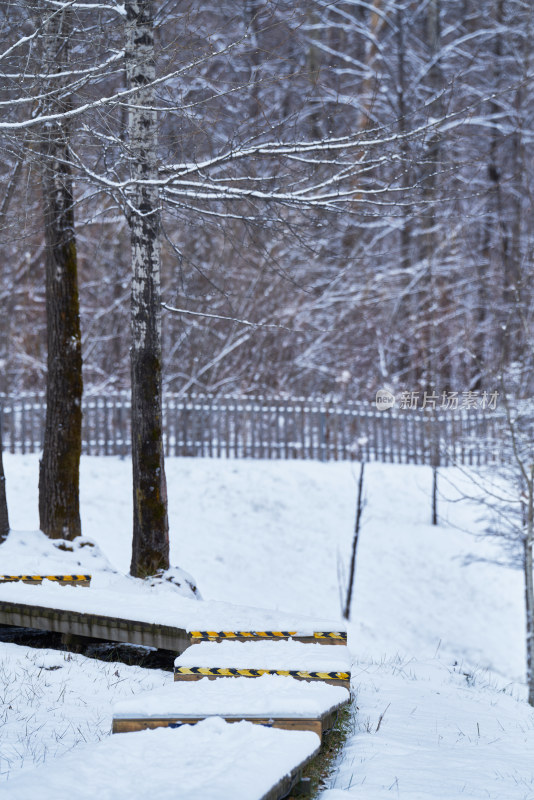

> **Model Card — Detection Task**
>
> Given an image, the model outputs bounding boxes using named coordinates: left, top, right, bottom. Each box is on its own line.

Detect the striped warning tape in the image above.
left=189, top=631, right=347, bottom=642
left=315, top=632, right=347, bottom=641
left=174, top=666, right=350, bottom=681
left=0, top=575, right=91, bottom=584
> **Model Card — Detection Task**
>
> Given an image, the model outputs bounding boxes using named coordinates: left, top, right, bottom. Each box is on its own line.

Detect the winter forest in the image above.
left=1, top=3, right=534, bottom=796
left=1, top=0, right=533, bottom=401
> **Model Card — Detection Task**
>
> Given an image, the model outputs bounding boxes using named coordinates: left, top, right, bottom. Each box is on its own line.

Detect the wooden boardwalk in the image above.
left=0, top=598, right=192, bottom=651
left=113, top=637, right=350, bottom=746
left=0, top=598, right=345, bottom=653
left=0, top=591, right=351, bottom=798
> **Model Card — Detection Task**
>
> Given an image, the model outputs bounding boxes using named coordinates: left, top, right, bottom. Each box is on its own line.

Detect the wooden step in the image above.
left=174, top=640, right=351, bottom=689
left=112, top=674, right=350, bottom=738
left=174, top=666, right=350, bottom=690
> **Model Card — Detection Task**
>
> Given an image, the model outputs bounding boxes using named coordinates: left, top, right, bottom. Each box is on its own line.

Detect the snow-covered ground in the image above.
left=324, top=657, right=534, bottom=800
left=1, top=455, right=532, bottom=798
left=4, top=455, right=523, bottom=678
left=0, top=643, right=169, bottom=779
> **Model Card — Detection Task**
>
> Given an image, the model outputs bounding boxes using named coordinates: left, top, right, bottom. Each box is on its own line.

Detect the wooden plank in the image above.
left=113, top=715, right=325, bottom=736
left=112, top=703, right=344, bottom=739
left=0, top=599, right=191, bottom=652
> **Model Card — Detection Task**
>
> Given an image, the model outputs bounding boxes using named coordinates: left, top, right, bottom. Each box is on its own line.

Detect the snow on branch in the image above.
left=161, top=304, right=334, bottom=334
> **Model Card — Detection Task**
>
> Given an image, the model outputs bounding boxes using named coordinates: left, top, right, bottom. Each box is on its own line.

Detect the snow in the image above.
left=3, top=718, right=320, bottom=800
left=113, top=673, right=349, bottom=719
left=4, top=456, right=522, bottom=676
left=175, top=640, right=351, bottom=672
left=1, top=455, right=532, bottom=797
left=0, top=642, right=169, bottom=778
left=322, top=657, right=534, bottom=800
left=0, top=578, right=343, bottom=635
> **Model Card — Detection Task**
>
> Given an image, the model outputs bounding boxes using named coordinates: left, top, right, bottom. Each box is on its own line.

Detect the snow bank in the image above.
left=0, top=527, right=200, bottom=600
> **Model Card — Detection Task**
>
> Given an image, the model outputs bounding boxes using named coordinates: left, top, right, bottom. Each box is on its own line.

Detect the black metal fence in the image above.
left=0, top=393, right=509, bottom=466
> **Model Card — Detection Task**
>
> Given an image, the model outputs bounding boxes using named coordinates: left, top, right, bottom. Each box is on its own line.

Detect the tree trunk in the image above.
left=395, top=1, right=414, bottom=383
left=0, top=405, right=9, bottom=543
left=125, top=0, right=170, bottom=577
left=343, top=461, right=365, bottom=620
left=525, top=468, right=534, bottom=706
left=419, top=0, right=444, bottom=390
left=38, top=6, right=83, bottom=541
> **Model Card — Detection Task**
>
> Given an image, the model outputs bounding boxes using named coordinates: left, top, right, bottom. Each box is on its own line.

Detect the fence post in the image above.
left=319, top=406, right=326, bottom=461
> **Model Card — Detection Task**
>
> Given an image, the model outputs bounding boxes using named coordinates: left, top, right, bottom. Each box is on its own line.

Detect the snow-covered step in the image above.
left=112, top=674, right=350, bottom=737
left=0, top=581, right=346, bottom=651
left=4, top=717, right=320, bottom=800
left=174, top=639, right=351, bottom=689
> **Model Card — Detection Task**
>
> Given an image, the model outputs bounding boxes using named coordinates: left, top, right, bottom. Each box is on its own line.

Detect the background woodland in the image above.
left=1, top=0, right=533, bottom=401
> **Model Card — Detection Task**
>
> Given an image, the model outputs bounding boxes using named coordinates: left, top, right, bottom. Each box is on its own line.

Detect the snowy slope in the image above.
left=1, top=454, right=531, bottom=799
left=323, top=657, right=534, bottom=800
left=4, top=455, right=525, bottom=680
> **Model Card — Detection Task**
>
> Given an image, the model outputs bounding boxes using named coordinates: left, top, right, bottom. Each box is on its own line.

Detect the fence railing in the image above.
left=0, top=393, right=508, bottom=466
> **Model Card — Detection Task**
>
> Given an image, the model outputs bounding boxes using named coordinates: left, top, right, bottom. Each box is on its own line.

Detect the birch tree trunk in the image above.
left=125, top=0, right=170, bottom=577
left=38, top=6, right=83, bottom=540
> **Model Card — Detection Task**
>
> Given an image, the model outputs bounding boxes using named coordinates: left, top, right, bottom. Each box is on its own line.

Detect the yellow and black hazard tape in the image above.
left=315, top=632, right=347, bottom=641
left=190, top=631, right=347, bottom=642
left=175, top=666, right=350, bottom=682
left=0, top=575, right=91, bottom=584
